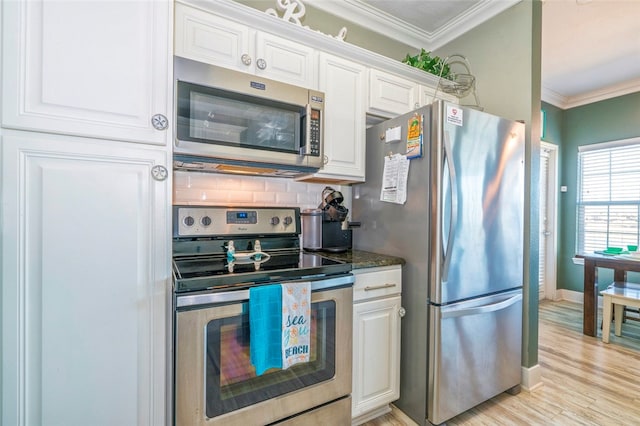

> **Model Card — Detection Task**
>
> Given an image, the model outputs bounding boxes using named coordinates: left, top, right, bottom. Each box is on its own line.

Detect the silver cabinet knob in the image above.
left=151, top=165, right=168, bottom=181
left=241, top=53, right=252, bottom=66
left=399, top=307, right=406, bottom=318
left=151, top=114, right=168, bottom=131
left=256, top=58, right=267, bottom=70
left=323, top=155, right=329, bottom=165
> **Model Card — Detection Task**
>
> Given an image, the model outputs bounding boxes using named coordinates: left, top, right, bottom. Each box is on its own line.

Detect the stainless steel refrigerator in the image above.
left=352, top=100, right=524, bottom=425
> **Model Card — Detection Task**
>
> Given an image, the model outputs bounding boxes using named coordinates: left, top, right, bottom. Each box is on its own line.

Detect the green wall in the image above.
left=554, top=92, right=640, bottom=293
left=541, top=101, right=563, bottom=145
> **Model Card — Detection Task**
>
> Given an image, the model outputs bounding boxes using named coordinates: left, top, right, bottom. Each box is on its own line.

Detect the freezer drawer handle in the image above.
left=364, top=283, right=397, bottom=291
left=441, top=293, right=522, bottom=319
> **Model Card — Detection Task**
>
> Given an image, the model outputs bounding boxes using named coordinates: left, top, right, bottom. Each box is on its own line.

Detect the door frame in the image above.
left=540, top=142, right=559, bottom=300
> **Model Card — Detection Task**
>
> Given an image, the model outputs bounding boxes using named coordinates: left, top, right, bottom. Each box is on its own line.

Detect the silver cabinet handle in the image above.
left=399, top=306, right=406, bottom=318
left=364, top=283, right=397, bottom=291
left=241, top=53, right=252, bottom=66
left=256, top=58, right=267, bottom=70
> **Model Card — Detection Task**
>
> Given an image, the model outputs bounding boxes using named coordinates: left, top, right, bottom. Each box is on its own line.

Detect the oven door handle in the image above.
left=175, top=274, right=354, bottom=308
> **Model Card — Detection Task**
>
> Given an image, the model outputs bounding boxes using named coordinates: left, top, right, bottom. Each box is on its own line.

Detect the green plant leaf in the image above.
left=402, top=49, right=451, bottom=79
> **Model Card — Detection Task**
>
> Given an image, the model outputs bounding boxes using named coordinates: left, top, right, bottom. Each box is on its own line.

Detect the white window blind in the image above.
left=577, top=138, right=640, bottom=254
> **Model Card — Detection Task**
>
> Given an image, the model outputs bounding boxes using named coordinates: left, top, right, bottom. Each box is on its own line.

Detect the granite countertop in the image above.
left=317, top=249, right=405, bottom=270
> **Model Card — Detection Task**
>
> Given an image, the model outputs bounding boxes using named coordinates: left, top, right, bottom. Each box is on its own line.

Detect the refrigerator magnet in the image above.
left=406, top=113, right=423, bottom=159
left=446, top=105, right=463, bottom=126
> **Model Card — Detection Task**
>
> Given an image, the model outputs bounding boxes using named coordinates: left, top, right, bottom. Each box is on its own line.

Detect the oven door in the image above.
left=174, top=276, right=353, bottom=426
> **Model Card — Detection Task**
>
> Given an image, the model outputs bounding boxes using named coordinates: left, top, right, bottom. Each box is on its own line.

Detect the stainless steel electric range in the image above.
left=172, top=205, right=354, bottom=426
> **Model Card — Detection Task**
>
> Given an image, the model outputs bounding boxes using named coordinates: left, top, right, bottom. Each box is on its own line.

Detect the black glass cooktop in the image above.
left=173, top=251, right=351, bottom=293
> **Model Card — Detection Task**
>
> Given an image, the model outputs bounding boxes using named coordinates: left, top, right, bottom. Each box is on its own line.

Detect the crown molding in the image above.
left=542, top=78, right=640, bottom=109
left=308, top=0, right=521, bottom=50
left=307, top=0, right=437, bottom=49
left=428, top=0, right=522, bottom=48
left=541, top=87, right=568, bottom=109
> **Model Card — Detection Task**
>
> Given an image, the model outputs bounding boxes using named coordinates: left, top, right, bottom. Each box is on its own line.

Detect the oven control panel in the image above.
left=174, top=206, right=300, bottom=237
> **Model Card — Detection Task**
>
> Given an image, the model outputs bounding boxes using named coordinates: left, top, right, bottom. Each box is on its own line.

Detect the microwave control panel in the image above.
left=309, top=109, right=321, bottom=157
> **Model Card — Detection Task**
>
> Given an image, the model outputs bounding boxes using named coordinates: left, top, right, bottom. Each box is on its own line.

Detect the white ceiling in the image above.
left=310, top=0, right=640, bottom=109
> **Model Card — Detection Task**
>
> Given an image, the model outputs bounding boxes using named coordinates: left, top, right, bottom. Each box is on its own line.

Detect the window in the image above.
left=577, top=138, right=640, bottom=254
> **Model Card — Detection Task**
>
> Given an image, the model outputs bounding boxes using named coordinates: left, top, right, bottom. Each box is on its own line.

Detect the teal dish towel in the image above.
left=249, top=284, right=283, bottom=376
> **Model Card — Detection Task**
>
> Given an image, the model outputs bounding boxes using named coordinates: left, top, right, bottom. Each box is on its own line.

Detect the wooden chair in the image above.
left=600, top=282, right=640, bottom=343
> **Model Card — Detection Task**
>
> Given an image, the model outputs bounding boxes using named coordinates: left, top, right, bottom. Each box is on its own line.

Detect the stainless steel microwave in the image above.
left=173, top=57, right=324, bottom=177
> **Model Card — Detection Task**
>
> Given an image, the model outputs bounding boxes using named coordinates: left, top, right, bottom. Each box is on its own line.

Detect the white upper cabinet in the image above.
left=417, top=83, right=457, bottom=107
left=303, top=53, right=366, bottom=183
left=368, top=69, right=419, bottom=118
left=1, top=0, right=172, bottom=145
left=175, top=3, right=317, bottom=88
left=368, top=68, right=458, bottom=118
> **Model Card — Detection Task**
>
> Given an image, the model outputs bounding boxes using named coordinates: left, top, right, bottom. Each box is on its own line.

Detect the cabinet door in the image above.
left=418, top=84, right=457, bottom=107
left=255, top=32, right=317, bottom=88
left=368, top=69, right=418, bottom=118
left=175, top=4, right=316, bottom=88
left=308, top=53, right=366, bottom=183
left=352, top=295, right=402, bottom=418
left=175, top=3, right=253, bottom=71
left=1, top=131, right=170, bottom=426
left=1, top=1, right=172, bottom=145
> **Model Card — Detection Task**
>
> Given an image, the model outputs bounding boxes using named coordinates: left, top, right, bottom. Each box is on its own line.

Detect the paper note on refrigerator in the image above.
left=380, top=153, right=409, bottom=204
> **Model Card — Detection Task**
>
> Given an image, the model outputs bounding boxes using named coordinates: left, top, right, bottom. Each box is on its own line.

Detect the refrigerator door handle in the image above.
left=441, top=130, right=458, bottom=283
left=441, top=293, right=522, bottom=319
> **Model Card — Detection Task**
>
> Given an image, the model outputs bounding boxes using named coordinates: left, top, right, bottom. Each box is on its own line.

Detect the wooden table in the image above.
left=578, top=253, right=640, bottom=336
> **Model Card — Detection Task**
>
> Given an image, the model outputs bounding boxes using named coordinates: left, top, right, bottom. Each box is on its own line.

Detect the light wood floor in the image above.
left=363, top=300, right=640, bottom=425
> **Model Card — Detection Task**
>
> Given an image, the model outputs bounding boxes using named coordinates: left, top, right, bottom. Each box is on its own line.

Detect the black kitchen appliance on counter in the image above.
left=302, top=187, right=354, bottom=253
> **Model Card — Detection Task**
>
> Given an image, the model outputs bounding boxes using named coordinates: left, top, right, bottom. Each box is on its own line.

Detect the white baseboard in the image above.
left=521, top=291, right=591, bottom=393
left=352, top=405, right=392, bottom=426
left=555, top=288, right=603, bottom=308
left=521, top=364, right=543, bottom=391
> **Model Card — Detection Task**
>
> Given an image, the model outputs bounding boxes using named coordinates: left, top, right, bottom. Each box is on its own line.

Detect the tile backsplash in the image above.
left=173, top=171, right=352, bottom=217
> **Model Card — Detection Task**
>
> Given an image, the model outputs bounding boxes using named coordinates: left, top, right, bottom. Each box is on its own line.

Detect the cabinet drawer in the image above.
left=353, top=266, right=402, bottom=302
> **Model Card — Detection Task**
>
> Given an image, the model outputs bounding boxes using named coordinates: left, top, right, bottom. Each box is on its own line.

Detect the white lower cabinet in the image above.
left=352, top=266, right=403, bottom=424
left=1, top=130, right=170, bottom=426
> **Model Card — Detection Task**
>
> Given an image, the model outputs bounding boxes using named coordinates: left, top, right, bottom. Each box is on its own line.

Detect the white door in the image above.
left=1, top=130, right=170, bottom=426
left=539, top=142, right=558, bottom=300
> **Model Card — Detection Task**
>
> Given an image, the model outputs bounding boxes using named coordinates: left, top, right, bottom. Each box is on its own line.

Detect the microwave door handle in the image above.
left=300, top=103, right=312, bottom=156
